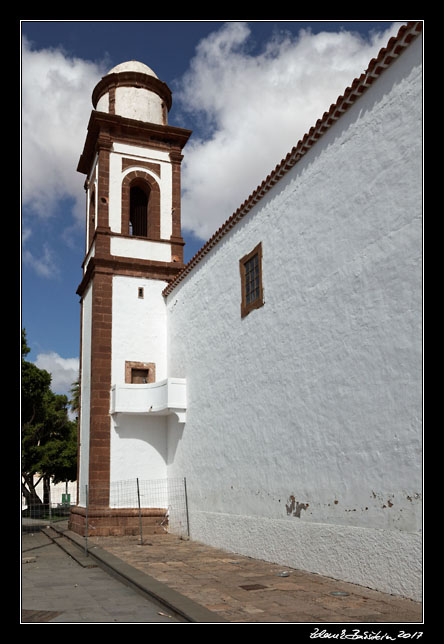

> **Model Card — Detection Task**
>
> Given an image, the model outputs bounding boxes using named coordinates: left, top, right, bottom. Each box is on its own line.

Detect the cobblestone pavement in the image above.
left=88, top=531, right=423, bottom=624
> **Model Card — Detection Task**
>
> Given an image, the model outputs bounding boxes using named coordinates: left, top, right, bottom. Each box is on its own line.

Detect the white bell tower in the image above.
left=71, top=61, right=191, bottom=536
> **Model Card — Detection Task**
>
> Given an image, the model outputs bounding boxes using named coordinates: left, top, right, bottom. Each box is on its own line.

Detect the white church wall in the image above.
left=114, top=86, right=164, bottom=124
left=166, top=35, right=422, bottom=599
left=95, top=84, right=164, bottom=125
left=110, top=275, right=169, bottom=483
left=96, top=92, right=109, bottom=113
left=110, top=237, right=171, bottom=262
left=110, top=414, right=168, bottom=487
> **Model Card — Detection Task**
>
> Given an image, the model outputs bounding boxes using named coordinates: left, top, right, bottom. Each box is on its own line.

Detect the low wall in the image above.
left=69, top=505, right=168, bottom=537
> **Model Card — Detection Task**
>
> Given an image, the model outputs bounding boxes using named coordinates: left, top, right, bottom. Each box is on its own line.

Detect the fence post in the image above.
left=184, top=477, right=190, bottom=538
left=85, top=484, right=89, bottom=556
left=136, top=478, right=143, bottom=545
left=48, top=481, right=52, bottom=524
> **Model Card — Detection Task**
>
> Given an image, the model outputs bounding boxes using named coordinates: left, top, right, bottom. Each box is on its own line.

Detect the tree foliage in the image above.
left=21, top=329, right=78, bottom=507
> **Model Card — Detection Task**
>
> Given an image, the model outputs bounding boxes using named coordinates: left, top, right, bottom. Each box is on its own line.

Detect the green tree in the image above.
left=21, top=329, right=78, bottom=514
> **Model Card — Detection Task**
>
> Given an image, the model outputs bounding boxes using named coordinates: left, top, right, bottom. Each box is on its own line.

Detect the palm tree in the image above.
left=69, top=379, right=80, bottom=420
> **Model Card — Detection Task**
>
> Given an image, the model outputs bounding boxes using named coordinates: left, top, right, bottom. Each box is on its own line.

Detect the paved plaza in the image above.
left=21, top=522, right=423, bottom=625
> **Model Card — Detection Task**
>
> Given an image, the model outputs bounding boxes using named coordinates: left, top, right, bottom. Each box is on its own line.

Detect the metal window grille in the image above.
left=245, top=252, right=260, bottom=304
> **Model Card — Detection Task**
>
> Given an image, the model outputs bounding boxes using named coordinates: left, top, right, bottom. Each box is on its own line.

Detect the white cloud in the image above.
left=20, top=23, right=406, bottom=251
left=21, top=36, right=108, bottom=224
left=23, top=243, right=60, bottom=279
left=22, top=226, right=32, bottom=245
left=176, top=22, right=405, bottom=241
left=34, top=351, right=79, bottom=396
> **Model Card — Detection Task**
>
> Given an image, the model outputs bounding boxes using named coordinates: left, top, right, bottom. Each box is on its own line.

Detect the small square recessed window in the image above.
left=138, top=287, right=144, bottom=299
left=240, top=242, right=264, bottom=318
left=125, top=361, right=155, bottom=384
left=131, top=368, right=149, bottom=384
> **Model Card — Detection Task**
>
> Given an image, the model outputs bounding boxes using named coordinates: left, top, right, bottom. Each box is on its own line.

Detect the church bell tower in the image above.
left=71, top=61, right=191, bottom=536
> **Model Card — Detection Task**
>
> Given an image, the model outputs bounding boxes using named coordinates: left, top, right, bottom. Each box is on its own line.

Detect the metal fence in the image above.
left=21, top=495, right=75, bottom=532
left=22, top=477, right=190, bottom=544
left=22, top=477, right=78, bottom=532
left=84, top=477, right=189, bottom=541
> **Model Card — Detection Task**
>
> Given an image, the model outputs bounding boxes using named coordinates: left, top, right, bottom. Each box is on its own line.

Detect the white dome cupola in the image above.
left=92, top=60, right=172, bottom=125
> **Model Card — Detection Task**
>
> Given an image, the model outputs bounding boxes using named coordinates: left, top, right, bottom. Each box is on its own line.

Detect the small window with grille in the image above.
left=240, top=242, right=264, bottom=318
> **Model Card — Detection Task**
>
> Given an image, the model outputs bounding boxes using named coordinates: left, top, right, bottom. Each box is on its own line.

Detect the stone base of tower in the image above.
left=69, top=505, right=168, bottom=537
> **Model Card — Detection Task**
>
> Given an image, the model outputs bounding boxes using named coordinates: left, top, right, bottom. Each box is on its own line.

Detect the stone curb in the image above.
left=49, top=524, right=228, bottom=623
left=41, top=527, right=98, bottom=569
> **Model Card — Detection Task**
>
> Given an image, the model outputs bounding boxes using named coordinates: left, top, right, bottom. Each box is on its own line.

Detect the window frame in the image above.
left=239, top=242, right=264, bottom=318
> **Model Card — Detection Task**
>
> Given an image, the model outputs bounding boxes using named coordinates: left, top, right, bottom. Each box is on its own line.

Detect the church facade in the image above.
left=70, top=22, right=423, bottom=601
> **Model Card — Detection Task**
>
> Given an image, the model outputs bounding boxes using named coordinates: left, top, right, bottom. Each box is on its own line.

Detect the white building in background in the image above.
left=71, top=22, right=423, bottom=601
left=22, top=475, right=77, bottom=509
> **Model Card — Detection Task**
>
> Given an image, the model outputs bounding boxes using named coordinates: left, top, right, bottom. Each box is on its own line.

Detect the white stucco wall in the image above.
left=165, top=35, right=422, bottom=599
left=110, top=414, right=168, bottom=491
left=114, top=86, right=164, bottom=124
left=110, top=275, right=169, bottom=483
left=110, top=237, right=171, bottom=263
left=96, top=93, right=109, bottom=113
left=96, top=86, right=164, bottom=124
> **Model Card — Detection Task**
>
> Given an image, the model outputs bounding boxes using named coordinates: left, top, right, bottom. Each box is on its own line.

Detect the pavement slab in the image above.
left=21, top=529, right=185, bottom=623
left=24, top=521, right=423, bottom=625
left=83, top=527, right=422, bottom=624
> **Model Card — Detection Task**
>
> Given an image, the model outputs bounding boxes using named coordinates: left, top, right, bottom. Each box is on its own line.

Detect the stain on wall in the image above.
left=286, top=495, right=309, bottom=518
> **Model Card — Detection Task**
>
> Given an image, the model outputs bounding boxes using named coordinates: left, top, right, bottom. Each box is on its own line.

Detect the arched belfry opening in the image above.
left=129, top=183, right=150, bottom=237
left=121, top=170, right=162, bottom=240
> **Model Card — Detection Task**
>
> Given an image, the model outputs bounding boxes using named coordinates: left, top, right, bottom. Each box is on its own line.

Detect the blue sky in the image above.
left=21, top=20, right=405, bottom=397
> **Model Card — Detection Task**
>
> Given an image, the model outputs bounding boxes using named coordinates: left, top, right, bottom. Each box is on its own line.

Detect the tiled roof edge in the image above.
left=163, top=21, right=423, bottom=297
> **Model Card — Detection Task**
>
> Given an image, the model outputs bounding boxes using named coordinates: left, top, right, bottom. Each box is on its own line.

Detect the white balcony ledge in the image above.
left=110, top=378, right=187, bottom=423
